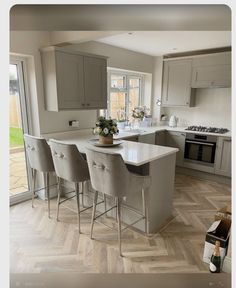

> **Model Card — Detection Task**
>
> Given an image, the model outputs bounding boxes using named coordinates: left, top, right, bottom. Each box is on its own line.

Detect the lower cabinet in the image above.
left=166, top=131, right=186, bottom=167
left=155, top=131, right=166, bottom=146
left=138, top=133, right=156, bottom=144
left=125, top=135, right=139, bottom=142
left=215, top=137, right=231, bottom=177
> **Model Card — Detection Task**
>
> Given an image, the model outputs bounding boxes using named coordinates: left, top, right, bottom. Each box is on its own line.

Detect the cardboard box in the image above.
left=203, top=206, right=231, bottom=265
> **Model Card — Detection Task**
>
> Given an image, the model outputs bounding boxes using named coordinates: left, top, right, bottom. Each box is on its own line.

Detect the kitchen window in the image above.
left=101, top=70, right=144, bottom=120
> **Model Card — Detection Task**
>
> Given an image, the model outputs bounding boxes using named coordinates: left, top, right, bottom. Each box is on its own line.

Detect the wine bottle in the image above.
left=209, top=240, right=221, bottom=273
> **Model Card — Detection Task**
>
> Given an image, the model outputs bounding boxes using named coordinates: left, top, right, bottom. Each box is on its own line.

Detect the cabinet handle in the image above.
left=186, top=102, right=189, bottom=105
left=82, top=104, right=85, bottom=106
left=87, top=103, right=90, bottom=106
left=181, top=133, right=186, bottom=137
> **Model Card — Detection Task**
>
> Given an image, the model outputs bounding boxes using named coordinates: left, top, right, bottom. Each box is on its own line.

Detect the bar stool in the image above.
left=49, top=140, right=92, bottom=233
left=86, top=148, right=151, bottom=257
left=24, top=134, right=55, bottom=218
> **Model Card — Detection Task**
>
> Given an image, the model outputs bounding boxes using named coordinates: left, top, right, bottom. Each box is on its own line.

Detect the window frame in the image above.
left=106, top=69, right=144, bottom=119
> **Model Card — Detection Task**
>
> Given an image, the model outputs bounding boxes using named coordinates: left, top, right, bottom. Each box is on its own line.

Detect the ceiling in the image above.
left=10, top=4, right=231, bottom=31
left=10, top=4, right=231, bottom=57
left=96, top=31, right=231, bottom=56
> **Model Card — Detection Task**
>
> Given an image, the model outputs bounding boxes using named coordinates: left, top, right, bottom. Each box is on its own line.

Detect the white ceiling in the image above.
left=96, top=31, right=231, bottom=56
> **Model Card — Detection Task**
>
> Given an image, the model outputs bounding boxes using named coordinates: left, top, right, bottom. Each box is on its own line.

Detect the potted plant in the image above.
left=93, top=116, right=119, bottom=144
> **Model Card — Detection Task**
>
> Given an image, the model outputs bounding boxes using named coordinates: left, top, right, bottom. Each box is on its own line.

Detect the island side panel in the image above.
left=148, top=153, right=176, bottom=233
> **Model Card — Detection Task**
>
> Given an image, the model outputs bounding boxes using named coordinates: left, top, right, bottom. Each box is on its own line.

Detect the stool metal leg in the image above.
left=75, top=182, right=81, bottom=233
left=56, top=177, right=61, bottom=221
left=31, top=169, right=36, bottom=208
left=90, top=190, right=98, bottom=239
left=116, top=197, right=122, bottom=257
left=81, top=182, right=85, bottom=208
left=103, top=193, right=107, bottom=217
left=45, top=172, right=50, bottom=218
left=142, top=188, right=148, bottom=235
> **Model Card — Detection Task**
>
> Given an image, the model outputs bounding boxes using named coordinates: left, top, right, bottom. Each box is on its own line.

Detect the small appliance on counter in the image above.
left=169, top=115, right=178, bottom=127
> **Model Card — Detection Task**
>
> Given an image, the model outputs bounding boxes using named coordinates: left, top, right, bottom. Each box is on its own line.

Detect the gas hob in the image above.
left=185, top=126, right=229, bottom=134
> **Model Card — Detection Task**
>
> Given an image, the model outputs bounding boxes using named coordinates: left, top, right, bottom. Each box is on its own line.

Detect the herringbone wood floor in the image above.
left=10, top=173, right=231, bottom=273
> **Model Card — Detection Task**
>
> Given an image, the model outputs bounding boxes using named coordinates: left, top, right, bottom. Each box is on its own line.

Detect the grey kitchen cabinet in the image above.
left=215, top=137, right=231, bottom=177
left=124, top=135, right=139, bottom=142
left=40, top=47, right=107, bottom=111
left=166, top=131, right=186, bottom=166
left=162, top=59, right=194, bottom=107
left=191, top=65, right=231, bottom=88
left=83, top=56, right=107, bottom=109
left=138, top=133, right=156, bottom=144
left=191, top=52, right=231, bottom=88
left=155, top=131, right=166, bottom=146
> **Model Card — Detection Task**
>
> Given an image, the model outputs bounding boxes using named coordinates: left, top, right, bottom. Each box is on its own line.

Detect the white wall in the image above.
left=163, top=88, right=231, bottom=128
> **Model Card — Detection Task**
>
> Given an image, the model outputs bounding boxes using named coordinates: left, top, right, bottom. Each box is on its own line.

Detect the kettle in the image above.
left=169, top=115, right=178, bottom=127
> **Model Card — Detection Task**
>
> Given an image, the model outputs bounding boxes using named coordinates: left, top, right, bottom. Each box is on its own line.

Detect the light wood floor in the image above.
left=10, top=173, right=231, bottom=273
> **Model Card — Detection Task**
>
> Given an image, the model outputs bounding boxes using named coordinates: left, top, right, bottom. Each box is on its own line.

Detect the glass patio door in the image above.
left=9, top=58, right=31, bottom=204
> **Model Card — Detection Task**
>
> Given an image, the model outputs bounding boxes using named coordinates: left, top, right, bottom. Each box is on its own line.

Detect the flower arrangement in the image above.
left=132, top=106, right=150, bottom=120
left=93, top=116, right=119, bottom=137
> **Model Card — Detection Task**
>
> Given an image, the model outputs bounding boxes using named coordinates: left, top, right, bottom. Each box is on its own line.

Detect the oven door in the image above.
left=184, top=139, right=216, bottom=165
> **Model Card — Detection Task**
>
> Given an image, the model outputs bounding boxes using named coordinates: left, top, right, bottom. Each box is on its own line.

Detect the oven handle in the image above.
left=185, top=140, right=215, bottom=146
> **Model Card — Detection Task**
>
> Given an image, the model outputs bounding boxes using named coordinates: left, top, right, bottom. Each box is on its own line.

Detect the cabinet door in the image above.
left=125, top=135, right=139, bottom=142
left=162, top=59, right=192, bottom=107
left=138, top=133, right=156, bottom=144
left=56, top=51, right=84, bottom=109
left=215, top=137, right=231, bottom=177
left=166, top=131, right=186, bottom=166
left=155, top=131, right=166, bottom=146
left=84, top=56, right=107, bottom=109
left=191, top=65, right=231, bottom=88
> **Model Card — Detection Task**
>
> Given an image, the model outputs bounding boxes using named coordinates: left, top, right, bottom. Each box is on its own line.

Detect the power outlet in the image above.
left=69, top=120, right=79, bottom=128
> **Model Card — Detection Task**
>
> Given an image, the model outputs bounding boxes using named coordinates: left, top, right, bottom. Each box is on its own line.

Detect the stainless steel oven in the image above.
left=184, top=133, right=217, bottom=166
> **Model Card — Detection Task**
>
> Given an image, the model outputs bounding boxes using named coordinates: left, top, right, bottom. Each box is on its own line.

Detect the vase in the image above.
left=99, top=135, right=113, bottom=144
left=133, top=118, right=141, bottom=129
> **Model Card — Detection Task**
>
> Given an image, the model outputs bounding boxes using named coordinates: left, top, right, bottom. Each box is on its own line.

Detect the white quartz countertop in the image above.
left=48, top=133, right=178, bottom=166
left=116, top=125, right=231, bottom=138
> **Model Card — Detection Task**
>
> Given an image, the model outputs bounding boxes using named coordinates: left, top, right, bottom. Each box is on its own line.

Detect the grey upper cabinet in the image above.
left=166, top=131, right=186, bottom=166
left=162, top=59, right=193, bottom=107
left=215, top=137, right=231, bottom=177
left=191, top=52, right=231, bottom=88
left=84, top=56, right=107, bottom=109
left=40, top=47, right=108, bottom=111
left=56, top=51, right=84, bottom=110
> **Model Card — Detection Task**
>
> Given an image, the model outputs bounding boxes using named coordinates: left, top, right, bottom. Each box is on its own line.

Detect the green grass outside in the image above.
left=10, top=127, right=24, bottom=148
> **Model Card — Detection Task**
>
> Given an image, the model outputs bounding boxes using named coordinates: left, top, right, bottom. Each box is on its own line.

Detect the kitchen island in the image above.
left=45, top=132, right=178, bottom=234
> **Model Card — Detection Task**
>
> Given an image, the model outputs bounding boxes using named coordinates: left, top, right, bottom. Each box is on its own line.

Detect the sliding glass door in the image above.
left=9, top=58, right=31, bottom=204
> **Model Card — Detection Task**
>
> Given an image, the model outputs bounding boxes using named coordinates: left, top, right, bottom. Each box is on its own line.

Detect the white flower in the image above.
left=103, top=128, right=109, bottom=135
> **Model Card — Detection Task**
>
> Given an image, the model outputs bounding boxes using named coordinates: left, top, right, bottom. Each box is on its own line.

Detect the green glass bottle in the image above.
left=209, top=240, right=221, bottom=273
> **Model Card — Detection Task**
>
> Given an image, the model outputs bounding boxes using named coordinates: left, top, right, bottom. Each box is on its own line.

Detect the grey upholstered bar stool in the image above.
left=49, top=140, right=91, bottom=233
left=24, top=134, right=55, bottom=218
left=86, top=148, right=151, bottom=257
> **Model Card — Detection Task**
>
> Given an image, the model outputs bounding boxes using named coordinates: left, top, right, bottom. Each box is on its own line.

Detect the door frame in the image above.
left=10, top=56, right=33, bottom=206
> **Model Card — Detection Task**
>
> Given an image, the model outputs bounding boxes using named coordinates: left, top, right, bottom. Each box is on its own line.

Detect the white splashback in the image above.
left=163, top=88, right=231, bottom=128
